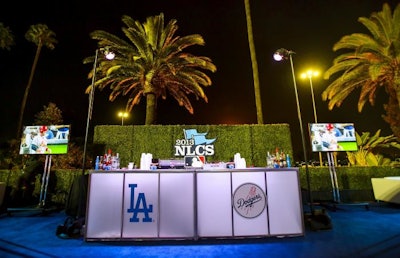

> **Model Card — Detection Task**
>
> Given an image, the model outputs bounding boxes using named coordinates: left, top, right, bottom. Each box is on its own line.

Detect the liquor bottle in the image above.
left=275, top=147, right=280, bottom=161
left=115, top=153, right=120, bottom=169
left=95, top=156, right=100, bottom=170
left=286, top=154, right=292, bottom=168
left=281, top=150, right=287, bottom=167
left=111, top=153, right=120, bottom=170
left=107, top=149, right=112, bottom=166
left=103, top=152, right=110, bottom=170
left=266, top=152, right=274, bottom=168
left=274, top=147, right=280, bottom=168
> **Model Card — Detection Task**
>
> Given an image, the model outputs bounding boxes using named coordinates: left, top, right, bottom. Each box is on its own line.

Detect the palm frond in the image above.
left=84, top=13, right=216, bottom=124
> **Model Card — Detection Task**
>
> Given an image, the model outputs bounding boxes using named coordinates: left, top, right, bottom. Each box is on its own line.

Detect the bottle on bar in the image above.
left=281, top=150, right=286, bottom=167
left=286, top=154, right=292, bottom=167
left=95, top=156, right=100, bottom=170
left=273, top=147, right=280, bottom=168
left=266, top=152, right=274, bottom=168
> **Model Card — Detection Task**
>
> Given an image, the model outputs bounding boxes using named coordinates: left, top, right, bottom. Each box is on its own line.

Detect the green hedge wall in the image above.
left=93, top=124, right=294, bottom=168
left=298, top=166, right=400, bottom=191
left=0, top=169, right=82, bottom=208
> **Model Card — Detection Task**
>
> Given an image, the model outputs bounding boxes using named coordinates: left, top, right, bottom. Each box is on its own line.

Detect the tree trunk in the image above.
left=17, top=44, right=42, bottom=137
left=244, top=0, right=263, bottom=124
left=383, top=93, right=400, bottom=140
left=145, top=93, right=157, bottom=125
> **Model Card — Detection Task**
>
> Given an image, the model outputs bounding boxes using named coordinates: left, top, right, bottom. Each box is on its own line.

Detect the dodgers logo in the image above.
left=127, top=184, right=153, bottom=222
left=233, top=183, right=266, bottom=218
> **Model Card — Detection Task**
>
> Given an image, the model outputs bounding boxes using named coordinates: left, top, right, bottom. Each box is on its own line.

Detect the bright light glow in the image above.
left=118, top=111, right=129, bottom=125
left=273, top=53, right=283, bottom=61
left=301, top=69, right=319, bottom=79
left=105, top=51, right=115, bottom=60
left=118, top=112, right=128, bottom=118
left=273, top=48, right=294, bottom=62
left=101, top=47, right=115, bottom=60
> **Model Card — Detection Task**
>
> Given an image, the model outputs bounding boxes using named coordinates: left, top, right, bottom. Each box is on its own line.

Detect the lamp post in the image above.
left=82, top=47, right=115, bottom=175
left=273, top=48, right=315, bottom=215
left=118, top=111, right=128, bottom=125
left=301, top=70, right=323, bottom=167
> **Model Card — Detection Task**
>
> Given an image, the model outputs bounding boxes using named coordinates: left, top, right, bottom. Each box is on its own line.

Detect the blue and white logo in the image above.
left=183, top=129, right=216, bottom=145
left=233, top=183, right=266, bottom=218
left=127, top=184, right=153, bottom=222
left=174, top=129, right=216, bottom=156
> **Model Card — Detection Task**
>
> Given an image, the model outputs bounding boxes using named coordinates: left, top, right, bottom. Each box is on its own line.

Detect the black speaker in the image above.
left=305, top=209, right=333, bottom=231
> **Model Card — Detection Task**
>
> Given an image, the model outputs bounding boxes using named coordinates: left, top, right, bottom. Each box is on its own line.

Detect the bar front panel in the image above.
left=86, top=173, right=124, bottom=239
left=122, top=173, right=159, bottom=238
left=196, top=171, right=233, bottom=237
left=231, top=171, right=269, bottom=236
left=266, top=170, right=304, bottom=235
left=159, top=172, right=195, bottom=238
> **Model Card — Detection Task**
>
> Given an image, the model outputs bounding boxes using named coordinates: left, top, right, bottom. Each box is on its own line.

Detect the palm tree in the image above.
left=84, top=13, right=217, bottom=125
left=322, top=3, right=400, bottom=139
left=0, top=22, right=15, bottom=50
left=17, top=24, right=57, bottom=138
left=346, top=130, right=400, bottom=166
left=244, top=0, right=263, bottom=124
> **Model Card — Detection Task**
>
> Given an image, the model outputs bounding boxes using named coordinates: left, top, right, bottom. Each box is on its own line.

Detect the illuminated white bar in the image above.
left=85, top=168, right=304, bottom=241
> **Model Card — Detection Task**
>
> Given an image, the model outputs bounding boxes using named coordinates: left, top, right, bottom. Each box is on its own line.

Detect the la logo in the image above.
left=127, top=184, right=153, bottom=222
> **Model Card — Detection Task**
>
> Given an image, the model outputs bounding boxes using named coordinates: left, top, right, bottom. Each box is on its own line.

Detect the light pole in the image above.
left=301, top=70, right=323, bottom=167
left=273, top=48, right=315, bottom=215
left=118, top=111, right=128, bottom=125
left=82, top=47, right=115, bottom=175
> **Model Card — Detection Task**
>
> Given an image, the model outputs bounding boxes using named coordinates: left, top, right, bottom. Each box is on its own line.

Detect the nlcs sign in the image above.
left=174, top=129, right=216, bottom=156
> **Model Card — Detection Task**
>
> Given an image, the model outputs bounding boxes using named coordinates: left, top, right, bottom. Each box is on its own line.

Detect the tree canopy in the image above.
left=322, top=3, right=400, bottom=139
left=84, top=13, right=217, bottom=125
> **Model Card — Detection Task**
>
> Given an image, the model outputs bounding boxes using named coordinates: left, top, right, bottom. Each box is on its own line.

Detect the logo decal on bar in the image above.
left=127, top=184, right=153, bottom=222
left=233, top=183, right=266, bottom=218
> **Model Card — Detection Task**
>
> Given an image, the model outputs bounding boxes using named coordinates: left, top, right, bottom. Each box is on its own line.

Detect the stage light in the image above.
left=274, top=48, right=331, bottom=230
left=301, top=69, right=323, bottom=167
left=274, top=49, right=311, bottom=199
left=273, top=48, right=295, bottom=61
left=82, top=47, right=115, bottom=175
left=103, top=47, right=115, bottom=60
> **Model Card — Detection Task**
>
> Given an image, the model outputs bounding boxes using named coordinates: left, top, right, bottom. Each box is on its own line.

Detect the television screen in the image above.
left=308, top=123, right=358, bottom=152
left=19, top=125, right=70, bottom=155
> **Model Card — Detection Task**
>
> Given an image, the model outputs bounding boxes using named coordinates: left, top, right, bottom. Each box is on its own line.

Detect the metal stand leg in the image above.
left=8, top=155, right=55, bottom=215
left=323, top=152, right=369, bottom=211
left=327, top=152, right=340, bottom=203
left=39, top=155, right=52, bottom=207
left=44, top=155, right=52, bottom=204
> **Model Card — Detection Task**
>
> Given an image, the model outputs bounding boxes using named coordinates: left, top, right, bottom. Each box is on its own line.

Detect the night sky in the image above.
left=1, top=0, right=398, bottom=160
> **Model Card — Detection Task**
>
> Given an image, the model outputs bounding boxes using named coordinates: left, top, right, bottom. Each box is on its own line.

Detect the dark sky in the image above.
left=1, top=0, right=398, bottom=160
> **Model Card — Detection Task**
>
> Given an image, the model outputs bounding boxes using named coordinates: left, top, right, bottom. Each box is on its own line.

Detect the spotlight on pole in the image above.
left=103, top=47, right=115, bottom=60
left=274, top=48, right=332, bottom=231
left=301, top=70, right=323, bottom=167
left=82, top=47, right=115, bottom=175
left=118, top=111, right=129, bottom=125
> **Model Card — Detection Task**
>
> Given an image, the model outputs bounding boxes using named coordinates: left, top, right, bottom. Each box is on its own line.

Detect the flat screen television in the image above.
left=19, top=125, right=70, bottom=155
left=308, top=123, right=358, bottom=152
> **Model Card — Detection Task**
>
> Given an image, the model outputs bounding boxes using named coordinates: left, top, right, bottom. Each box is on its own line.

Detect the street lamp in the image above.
left=273, top=48, right=316, bottom=217
left=300, top=70, right=323, bottom=167
left=118, top=111, right=129, bottom=125
left=82, top=47, right=115, bottom=175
